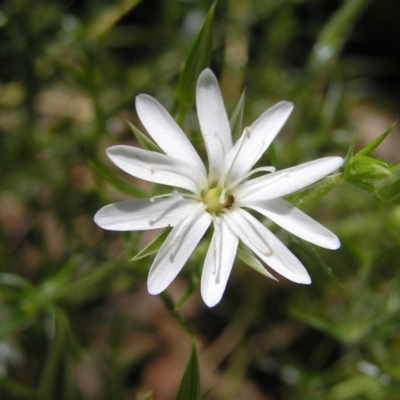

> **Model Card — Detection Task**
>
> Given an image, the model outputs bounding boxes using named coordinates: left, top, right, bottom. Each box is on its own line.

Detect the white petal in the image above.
left=147, top=210, right=212, bottom=294
left=225, top=101, right=293, bottom=183
left=107, top=145, right=203, bottom=193
left=248, top=198, right=340, bottom=249
left=196, top=69, right=232, bottom=182
left=201, top=215, right=239, bottom=307
left=94, top=197, right=200, bottom=231
left=237, top=157, right=343, bottom=203
left=136, top=94, right=207, bottom=178
left=225, top=209, right=311, bottom=284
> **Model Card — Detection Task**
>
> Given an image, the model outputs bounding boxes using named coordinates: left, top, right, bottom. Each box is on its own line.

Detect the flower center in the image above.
left=202, top=187, right=235, bottom=214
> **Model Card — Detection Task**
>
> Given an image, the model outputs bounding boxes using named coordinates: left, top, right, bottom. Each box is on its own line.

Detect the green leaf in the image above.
left=174, top=2, right=216, bottom=123
left=290, top=308, right=343, bottom=339
left=237, top=245, right=277, bottom=281
left=0, top=273, right=33, bottom=289
left=89, top=159, right=147, bottom=198
left=141, top=392, right=153, bottom=400
left=130, top=228, right=171, bottom=261
left=291, top=237, right=343, bottom=287
left=291, top=175, right=342, bottom=210
left=175, top=344, right=201, bottom=400
left=37, top=309, right=81, bottom=400
left=88, top=0, right=142, bottom=39
left=308, top=0, right=371, bottom=74
left=375, top=163, right=400, bottom=202
left=356, top=122, right=396, bottom=157
left=126, top=120, right=161, bottom=152
left=343, top=135, right=356, bottom=170
left=0, top=378, right=37, bottom=398
left=0, top=311, right=35, bottom=339
left=229, top=89, right=246, bottom=141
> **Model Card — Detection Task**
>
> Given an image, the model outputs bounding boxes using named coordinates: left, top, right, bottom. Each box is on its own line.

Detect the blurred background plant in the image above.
left=1, top=0, right=400, bottom=399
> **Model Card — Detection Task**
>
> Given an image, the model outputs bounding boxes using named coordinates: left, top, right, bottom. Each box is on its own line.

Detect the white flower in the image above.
left=94, top=68, right=342, bottom=307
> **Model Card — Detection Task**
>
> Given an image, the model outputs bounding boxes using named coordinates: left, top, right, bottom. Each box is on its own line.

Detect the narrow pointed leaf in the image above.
left=308, top=0, right=371, bottom=74
left=237, top=246, right=277, bottom=281
left=343, top=135, right=356, bottom=169
left=130, top=228, right=172, bottom=261
left=174, top=2, right=215, bottom=113
left=291, top=236, right=343, bottom=287
left=37, top=310, right=80, bottom=400
left=230, top=89, right=246, bottom=141
left=175, top=344, right=201, bottom=400
left=89, top=160, right=147, bottom=198
left=201, top=389, right=212, bottom=400
left=356, top=122, right=396, bottom=157
left=142, top=392, right=153, bottom=400
left=88, top=0, right=142, bottom=39
left=126, top=120, right=161, bottom=153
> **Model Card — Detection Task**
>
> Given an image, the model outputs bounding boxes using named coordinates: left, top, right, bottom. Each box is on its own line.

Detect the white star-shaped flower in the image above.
left=94, top=68, right=342, bottom=307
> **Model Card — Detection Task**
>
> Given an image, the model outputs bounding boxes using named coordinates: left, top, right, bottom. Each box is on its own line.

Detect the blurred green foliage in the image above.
left=1, top=0, right=400, bottom=399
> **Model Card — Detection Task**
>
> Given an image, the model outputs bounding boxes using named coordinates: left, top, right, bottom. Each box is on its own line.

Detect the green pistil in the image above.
left=202, top=187, right=234, bottom=213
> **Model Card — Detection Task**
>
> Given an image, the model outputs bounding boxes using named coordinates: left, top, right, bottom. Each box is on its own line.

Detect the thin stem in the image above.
left=291, top=174, right=342, bottom=210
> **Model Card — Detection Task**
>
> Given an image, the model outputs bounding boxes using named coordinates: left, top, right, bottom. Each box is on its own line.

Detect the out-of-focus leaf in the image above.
left=47, top=262, right=122, bottom=305
left=290, top=174, right=342, bottom=210
left=0, top=274, right=33, bottom=289
left=0, top=311, right=35, bottom=340
left=324, top=375, right=383, bottom=399
left=126, top=120, right=161, bottom=152
left=356, top=123, right=395, bottom=157
left=37, top=310, right=81, bottom=400
left=237, top=245, right=277, bottom=281
left=130, top=228, right=171, bottom=261
left=230, top=89, right=246, bottom=141
left=89, top=160, right=147, bottom=198
left=201, top=389, right=212, bottom=399
left=141, top=392, right=153, bottom=400
left=175, top=344, right=201, bottom=400
left=88, top=0, right=142, bottom=39
left=358, top=361, right=400, bottom=396
left=291, top=308, right=342, bottom=339
left=291, top=237, right=343, bottom=287
left=308, top=0, right=371, bottom=74
left=375, top=164, right=400, bottom=202
left=174, top=2, right=215, bottom=122
left=0, top=378, right=36, bottom=398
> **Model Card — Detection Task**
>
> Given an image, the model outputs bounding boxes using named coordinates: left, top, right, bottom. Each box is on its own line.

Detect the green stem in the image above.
left=160, top=292, right=196, bottom=338
left=292, top=174, right=342, bottom=210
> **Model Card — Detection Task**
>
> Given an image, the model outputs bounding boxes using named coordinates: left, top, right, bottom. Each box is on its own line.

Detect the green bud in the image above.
left=344, top=155, right=391, bottom=193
